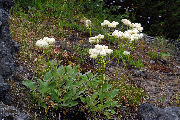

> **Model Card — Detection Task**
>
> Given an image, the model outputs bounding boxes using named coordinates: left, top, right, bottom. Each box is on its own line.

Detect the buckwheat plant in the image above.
left=36, top=37, right=55, bottom=60
left=89, top=44, right=113, bottom=82
left=35, top=37, right=56, bottom=75
left=89, top=34, right=104, bottom=47
left=101, top=20, right=119, bottom=47
left=85, top=19, right=92, bottom=36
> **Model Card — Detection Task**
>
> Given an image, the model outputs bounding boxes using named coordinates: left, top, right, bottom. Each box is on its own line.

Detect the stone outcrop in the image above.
left=0, top=0, right=19, bottom=103
left=0, top=0, right=29, bottom=119
left=0, top=102, right=29, bottom=120
left=138, top=103, right=180, bottom=120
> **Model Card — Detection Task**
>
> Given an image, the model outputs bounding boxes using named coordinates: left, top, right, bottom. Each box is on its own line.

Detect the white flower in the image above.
left=112, top=30, right=119, bottom=37
left=35, top=39, right=49, bottom=48
left=112, top=30, right=124, bottom=38
left=121, top=19, right=132, bottom=26
left=97, top=34, right=104, bottom=39
left=89, top=37, right=97, bottom=44
left=95, top=44, right=103, bottom=50
left=43, top=37, right=49, bottom=40
left=132, top=29, right=139, bottom=34
left=101, top=20, right=111, bottom=27
left=90, top=54, right=98, bottom=59
left=130, top=23, right=143, bottom=32
left=125, top=29, right=139, bottom=34
left=108, top=21, right=119, bottom=28
left=89, top=48, right=96, bottom=54
left=45, top=37, right=56, bottom=44
left=42, top=37, right=56, bottom=45
left=123, top=51, right=130, bottom=55
left=36, top=37, right=56, bottom=48
left=123, top=32, right=131, bottom=39
left=108, top=23, right=115, bottom=28
left=89, top=34, right=104, bottom=44
left=100, top=50, right=107, bottom=56
left=139, top=33, right=144, bottom=38
left=112, top=21, right=119, bottom=26
left=136, top=26, right=143, bottom=32
left=89, top=44, right=113, bottom=58
left=85, top=19, right=91, bottom=27
left=105, top=49, right=113, bottom=54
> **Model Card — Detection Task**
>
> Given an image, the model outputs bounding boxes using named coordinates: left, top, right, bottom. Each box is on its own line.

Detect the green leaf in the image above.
left=49, top=90, right=59, bottom=101
left=92, top=92, right=99, bottom=99
left=104, top=101, right=111, bottom=108
left=63, top=92, right=72, bottom=101
left=86, top=71, right=94, bottom=80
left=99, top=90, right=105, bottom=103
left=104, top=111, right=111, bottom=119
left=102, top=83, right=112, bottom=92
left=80, top=75, right=88, bottom=83
left=22, top=79, right=37, bottom=91
left=111, top=101, right=118, bottom=107
left=72, top=66, right=79, bottom=73
left=62, top=75, right=69, bottom=81
left=109, top=89, right=119, bottom=99
left=44, top=71, right=52, bottom=81
left=57, top=65, right=65, bottom=75
left=80, top=96, right=86, bottom=103
left=97, top=104, right=104, bottom=112
left=160, top=52, right=170, bottom=58
left=110, top=109, right=116, bottom=114
left=65, top=65, right=73, bottom=75
left=38, top=79, right=49, bottom=94
left=49, top=60, right=57, bottom=66
left=52, top=71, right=59, bottom=80
left=69, top=101, right=78, bottom=106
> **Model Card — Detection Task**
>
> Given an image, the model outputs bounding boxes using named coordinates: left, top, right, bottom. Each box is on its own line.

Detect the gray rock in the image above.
left=138, top=103, right=180, bottom=120
left=0, top=75, right=4, bottom=83
left=0, top=1, right=28, bottom=120
left=0, top=0, right=18, bottom=103
left=0, top=102, right=29, bottom=120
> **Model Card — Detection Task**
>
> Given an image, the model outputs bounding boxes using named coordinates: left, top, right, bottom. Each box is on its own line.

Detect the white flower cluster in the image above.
left=123, top=51, right=130, bottom=55
left=121, top=19, right=143, bottom=32
left=101, top=20, right=119, bottom=28
left=36, top=37, right=55, bottom=48
left=121, top=19, right=132, bottom=26
left=89, top=44, right=113, bottom=58
left=130, top=23, right=143, bottom=32
left=111, top=19, right=144, bottom=41
left=112, top=29, right=143, bottom=41
left=85, top=19, right=92, bottom=27
left=89, top=34, right=104, bottom=44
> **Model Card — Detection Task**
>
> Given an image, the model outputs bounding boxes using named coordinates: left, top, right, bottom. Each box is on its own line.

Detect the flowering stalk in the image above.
left=89, top=27, right=91, bottom=37
left=93, top=54, right=117, bottom=74
left=85, top=19, right=92, bottom=37
left=115, top=59, right=119, bottom=81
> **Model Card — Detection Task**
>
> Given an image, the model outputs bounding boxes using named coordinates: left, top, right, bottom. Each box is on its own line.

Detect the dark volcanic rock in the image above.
left=0, top=0, right=29, bottom=119
left=138, top=103, right=180, bottom=120
left=0, top=0, right=18, bottom=103
left=0, top=102, right=29, bottom=120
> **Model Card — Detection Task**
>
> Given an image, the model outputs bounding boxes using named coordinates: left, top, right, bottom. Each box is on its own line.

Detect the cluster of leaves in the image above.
left=114, top=48, right=144, bottom=69
left=147, top=51, right=170, bottom=60
left=23, top=60, right=120, bottom=118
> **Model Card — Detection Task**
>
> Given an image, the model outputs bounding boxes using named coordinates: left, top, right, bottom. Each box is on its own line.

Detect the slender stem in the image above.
left=89, top=27, right=91, bottom=37
left=115, top=59, right=119, bottom=81
left=93, top=54, right=117, bottom=74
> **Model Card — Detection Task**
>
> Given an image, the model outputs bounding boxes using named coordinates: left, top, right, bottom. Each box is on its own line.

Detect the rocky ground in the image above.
left=1, top=1, right=179, bottom=119
left=8, top=29, right=180, bottom=119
